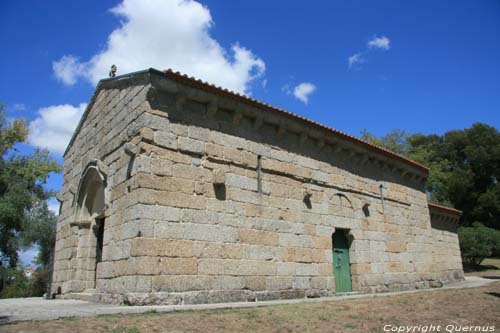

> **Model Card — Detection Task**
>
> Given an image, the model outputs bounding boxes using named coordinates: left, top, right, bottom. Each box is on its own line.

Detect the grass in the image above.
left=1, top=282, right=499, bottom=333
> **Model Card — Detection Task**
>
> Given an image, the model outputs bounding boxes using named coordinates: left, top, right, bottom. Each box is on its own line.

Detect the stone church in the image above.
left=51, top=68, right=464, bottom=305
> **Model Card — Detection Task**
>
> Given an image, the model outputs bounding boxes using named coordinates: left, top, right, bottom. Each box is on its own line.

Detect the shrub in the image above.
left=458, top=222, right=500, bottom=266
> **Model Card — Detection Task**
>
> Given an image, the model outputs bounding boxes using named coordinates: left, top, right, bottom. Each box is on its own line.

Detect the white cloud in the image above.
left=368, top=35, right=390, bottom=50
left=52, top=55, right=87, bottom=86
left=348, top=53, right=365, bottom=69
left=29, top=103, right=87, bottom=154
left=281, top=83, right=292, bottom=95
left=52, top=0, right=265, bottom=94
left=293, top=82, right=316, bottom=104
left=47, top=198, right=60, bottom=215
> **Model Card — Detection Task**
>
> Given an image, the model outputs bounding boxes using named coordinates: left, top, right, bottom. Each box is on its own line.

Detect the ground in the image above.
left=1, top=261, right=499, bottom=333
left=1, top=279, right=499, bottom=333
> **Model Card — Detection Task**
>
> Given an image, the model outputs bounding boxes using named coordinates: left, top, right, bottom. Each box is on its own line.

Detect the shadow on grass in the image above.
left=485, top=292, right=500, bottom=298
left=463, top=264, right=499, bottom=273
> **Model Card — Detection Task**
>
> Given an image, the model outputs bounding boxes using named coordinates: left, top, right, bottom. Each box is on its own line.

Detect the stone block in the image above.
left=131, top=238, right=195, bottom=257
left=238, top=229, right=279, bottom=246
left=385, top=241, right=407, bottom=253
left=351, top=263, right=372, bottom=275
left=385, top=262, right=406, bottom=273
left=152, top=275, right=213, bottom=292
left=178, top=136, right=205, bottom=155
left=160, top=257, right=198, bottom=275
left=193, top=242, right=244, bottom=259
left=266, top=276, right=293, bottom=290
left=156, top=191, right=207, bottom=210
left=282, top=247, right=323, bottom=263
left=154, top=131, right=177, bottom=150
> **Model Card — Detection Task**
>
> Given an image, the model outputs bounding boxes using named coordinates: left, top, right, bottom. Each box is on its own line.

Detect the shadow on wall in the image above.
left=430, top=217, right=457, bottom=233
left=147, top=79, right=425, bottom=193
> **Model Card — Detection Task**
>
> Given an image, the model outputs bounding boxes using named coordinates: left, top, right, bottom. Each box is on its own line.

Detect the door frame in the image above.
left=332, top=229, right=353, bottom=292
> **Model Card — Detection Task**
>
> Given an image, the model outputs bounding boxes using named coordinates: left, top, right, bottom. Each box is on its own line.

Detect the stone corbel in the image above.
left=316, top=137, right=325, bottom=149
left=299, top=131, right=308, bottom=145
left=124, top=142, right=140, bottom=156
left=175, top=93, right=186, bottom=112
left=213, top=170, right=226, bottom=186
left=360, top=154, right=370, bottom=165
left=69, top=184, right=77, bottom=206
left=333, top=144, right=344, bottom=154
left=233, top=112, right=243, bottom=126
left=207, top=101, right=218, bottom=118
left=404, top=172, right=414, bottom=179
left=55, top=192, right=64, bottom=203
left=303, top=190, right=313, bottom=208
left=254, top=116, right=264, bottom=130
left=277, top=122, right=287, bottom=137
left=378, top=160, right=387, bottom=170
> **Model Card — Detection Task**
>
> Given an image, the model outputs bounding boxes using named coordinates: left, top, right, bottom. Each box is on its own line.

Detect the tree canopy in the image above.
left=0, top=104, right=61, bottom=267
left=361, top=123, right=500, bottom=231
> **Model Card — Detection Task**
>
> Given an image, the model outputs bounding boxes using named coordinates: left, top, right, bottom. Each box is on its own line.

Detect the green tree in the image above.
left=458, top=223, right=500, bottom=266
left=361, top=128, right=409, bottom=156
left=361, top=124, right=500, bottom=231
left=0, top=104, right=61, bottom=267
left=21, top=201, right=57, bottom=267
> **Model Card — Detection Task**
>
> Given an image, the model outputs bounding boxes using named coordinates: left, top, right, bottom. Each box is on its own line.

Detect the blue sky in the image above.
left=1, top=1, right=499, bottom=264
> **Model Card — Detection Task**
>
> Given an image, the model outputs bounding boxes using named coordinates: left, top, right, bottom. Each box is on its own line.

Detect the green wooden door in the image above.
left=332, top=231, right=352, bottom=292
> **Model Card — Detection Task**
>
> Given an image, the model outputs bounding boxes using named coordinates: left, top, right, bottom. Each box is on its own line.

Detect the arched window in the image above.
left=76, top=167, right=105, bottom=220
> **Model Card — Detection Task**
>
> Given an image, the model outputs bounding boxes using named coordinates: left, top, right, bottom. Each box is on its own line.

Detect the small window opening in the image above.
left=257, top=155, right=262, bottom=193
left=95, top=219, right=105, bottom=263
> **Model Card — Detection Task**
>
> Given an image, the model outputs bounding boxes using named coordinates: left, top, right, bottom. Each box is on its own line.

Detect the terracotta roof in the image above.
left=161, top=69, right=429, bottom=174
left=428, top=202, right=462, bottom=216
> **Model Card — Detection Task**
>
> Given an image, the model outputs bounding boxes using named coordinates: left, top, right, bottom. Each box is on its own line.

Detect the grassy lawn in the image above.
left=464, top=258, right=500, bottom=278
left=2, top=282, right=499, bottom=333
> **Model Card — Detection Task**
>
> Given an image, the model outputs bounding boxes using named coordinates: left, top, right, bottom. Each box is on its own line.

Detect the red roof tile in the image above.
left=428, top=202, right=462, bottom=215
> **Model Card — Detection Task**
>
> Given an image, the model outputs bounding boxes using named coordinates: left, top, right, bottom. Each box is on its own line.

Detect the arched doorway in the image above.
left=332, top=230, right=352, bottom=292
left=74, top=165, right=106, bottom=290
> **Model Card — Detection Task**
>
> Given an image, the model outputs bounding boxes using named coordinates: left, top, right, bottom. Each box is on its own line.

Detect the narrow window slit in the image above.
left=257, top=155, right=262, bottom=193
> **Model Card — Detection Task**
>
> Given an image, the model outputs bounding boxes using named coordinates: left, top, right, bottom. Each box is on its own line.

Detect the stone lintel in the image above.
left=69, top=220, right=92, bottom=229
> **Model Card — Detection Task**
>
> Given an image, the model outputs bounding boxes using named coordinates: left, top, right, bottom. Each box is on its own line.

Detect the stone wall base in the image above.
left=58, top=271, right=464, bottom=305
left=89, top=288, right=335, bottom=306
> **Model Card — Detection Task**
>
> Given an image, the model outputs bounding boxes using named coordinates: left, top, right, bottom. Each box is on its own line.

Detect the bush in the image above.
left=0, top=266, right=48, bottom=299
left=0, top=267, right=31, bottom=299
left=458, top=222, right=500, bottom=266
left=30, top=268, right=48, bottom=297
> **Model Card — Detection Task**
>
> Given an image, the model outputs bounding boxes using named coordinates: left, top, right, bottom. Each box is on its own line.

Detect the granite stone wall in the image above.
left=51, top=70, right=463, bottom=304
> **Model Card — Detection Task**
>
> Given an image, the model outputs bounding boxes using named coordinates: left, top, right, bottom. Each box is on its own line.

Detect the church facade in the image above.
left=51, top=69, right=464, bottom=305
